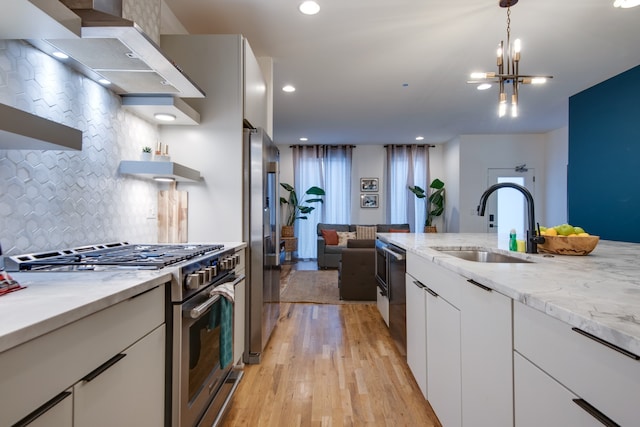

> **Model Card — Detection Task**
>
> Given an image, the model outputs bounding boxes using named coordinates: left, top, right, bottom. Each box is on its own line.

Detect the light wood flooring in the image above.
left=221, top=260, right=441, bottom=427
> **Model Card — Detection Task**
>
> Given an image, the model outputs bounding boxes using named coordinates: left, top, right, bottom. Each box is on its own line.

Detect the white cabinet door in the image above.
left=406, top=273, right=427, bottom=399
left=73, top=325, right=165, bottom=427
left=461, top=279, right=513, bottom=427
left=514, top=352, right=602, bottom=427
left=243, top=38, right=268, bottom=130
left=234, top=275, right=246, bottom=365
left=426, top=288, right=461, bottom=427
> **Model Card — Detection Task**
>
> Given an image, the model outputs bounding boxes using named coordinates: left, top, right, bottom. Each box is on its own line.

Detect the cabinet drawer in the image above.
left=0, top=285, right=166, bottom=426
left=514, top=352, right=603, bottom=427
left=514, top=302, right=639, bottom=426
left=407, top=252, right=463, bottom=307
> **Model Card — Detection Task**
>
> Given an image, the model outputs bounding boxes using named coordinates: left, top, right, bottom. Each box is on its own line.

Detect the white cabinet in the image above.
left=426, top=284, right=462, bottom=427
left=405, top=273, right=428, bottom=398
left=243, top=39, right=268, bottom=130
left=407, top=252, right=513, bottom=427
left=514, top=353, right=602, bottom=427
left=514, top=301, right=637, bottom=427
left=74, top=325, right=165, bottom=427
left=1, top=285, right=166, bottom=427
left=407, top=253, right=463, bottom=427
left=460, top=279, right=513, bottom=427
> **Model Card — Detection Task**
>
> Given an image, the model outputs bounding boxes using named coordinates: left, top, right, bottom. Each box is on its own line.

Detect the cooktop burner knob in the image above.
left=198, top=270, right=207, bottom=284
left=205, top=267, right=215, bottom=281
left=186, top=273, right=201, bottom=290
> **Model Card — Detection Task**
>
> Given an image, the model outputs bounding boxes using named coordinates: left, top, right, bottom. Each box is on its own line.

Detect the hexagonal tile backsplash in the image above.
left=0, top=40, right=159, bottom=255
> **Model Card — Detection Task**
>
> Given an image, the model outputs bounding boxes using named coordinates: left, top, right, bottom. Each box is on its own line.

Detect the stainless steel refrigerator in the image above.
left=243, top=127, right=280, bottom=364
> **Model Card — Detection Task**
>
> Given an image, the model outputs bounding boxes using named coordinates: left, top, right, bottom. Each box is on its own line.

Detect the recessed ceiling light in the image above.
left=299, top=137, right=308, bottom=141
left=416, top=136, right=424, bottom=141
left=282, top=85, right=296, bottom=93
left=98, top=78, right=111, bottom=85
left=52, top=51, right=69, bottom=59
left=299, top=1, right=320, bottom=15
left=477, top=83, right=492, bottom=90
left=154, top=113, right=177, bottom=122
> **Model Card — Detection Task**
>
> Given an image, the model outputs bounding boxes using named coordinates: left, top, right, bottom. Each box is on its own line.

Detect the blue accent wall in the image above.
left=568, top=65, right=640, bottom=243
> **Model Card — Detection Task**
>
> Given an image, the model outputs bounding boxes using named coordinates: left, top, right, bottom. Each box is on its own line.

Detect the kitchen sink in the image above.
left=434, top=248, right=532, bottom=263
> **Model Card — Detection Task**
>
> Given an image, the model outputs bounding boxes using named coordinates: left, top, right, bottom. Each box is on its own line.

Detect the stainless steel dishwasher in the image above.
left=375, top=239, right=407, bottom=356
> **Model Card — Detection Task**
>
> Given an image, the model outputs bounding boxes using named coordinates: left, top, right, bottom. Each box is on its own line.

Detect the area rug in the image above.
left=280, top=270, right=372, bottom=304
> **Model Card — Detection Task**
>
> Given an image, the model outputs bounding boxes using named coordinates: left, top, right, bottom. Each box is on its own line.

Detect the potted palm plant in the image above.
left=279, top=183, right=325, bottom=237
left=408, top=178, right=445, bottom=232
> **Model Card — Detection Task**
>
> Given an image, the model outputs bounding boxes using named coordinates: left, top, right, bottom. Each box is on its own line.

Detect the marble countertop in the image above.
left=379, top=233, right=640, bottom=357
left=0, top=242, right=246, bottom=354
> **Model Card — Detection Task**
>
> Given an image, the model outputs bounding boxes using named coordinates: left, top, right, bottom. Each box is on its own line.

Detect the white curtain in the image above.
left=292, top=145, right=352, bottom=258
left=385, top=145, right=429, bottom=232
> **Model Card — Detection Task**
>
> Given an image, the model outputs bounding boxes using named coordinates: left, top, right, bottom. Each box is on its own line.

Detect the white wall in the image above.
left=457, top=134, right=547, bottom=232
left=544, top=126, right=569, bottom=226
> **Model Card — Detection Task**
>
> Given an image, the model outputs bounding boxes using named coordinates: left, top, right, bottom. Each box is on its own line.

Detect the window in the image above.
left=385, top=145, right=429, bottom=232
left=292, top=145, right=353, bottom=258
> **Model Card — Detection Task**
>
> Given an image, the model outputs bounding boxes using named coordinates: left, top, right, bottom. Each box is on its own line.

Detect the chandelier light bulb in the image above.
left=499, top=102, right=507, bottom=118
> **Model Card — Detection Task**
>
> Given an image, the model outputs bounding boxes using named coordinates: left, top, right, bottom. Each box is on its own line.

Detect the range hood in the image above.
left=29, top=0, right=205, bottom=98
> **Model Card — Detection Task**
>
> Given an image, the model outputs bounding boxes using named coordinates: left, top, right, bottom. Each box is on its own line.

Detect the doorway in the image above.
left=485, top=168, right=536, bottom=241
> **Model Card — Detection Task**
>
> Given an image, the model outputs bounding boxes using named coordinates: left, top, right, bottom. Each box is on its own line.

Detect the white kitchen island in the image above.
left=379, top=232, right=640, bottom=427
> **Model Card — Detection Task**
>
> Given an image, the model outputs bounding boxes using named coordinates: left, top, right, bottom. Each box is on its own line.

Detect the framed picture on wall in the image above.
left=360, top=193, right=379, bottom=208
left=360, top=177, right=378, bottom=192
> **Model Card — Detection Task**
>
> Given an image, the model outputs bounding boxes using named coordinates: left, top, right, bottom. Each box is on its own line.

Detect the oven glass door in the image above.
left=375, top=240, right=388, bottom=295
left=180, top=291, right=229, bottom=427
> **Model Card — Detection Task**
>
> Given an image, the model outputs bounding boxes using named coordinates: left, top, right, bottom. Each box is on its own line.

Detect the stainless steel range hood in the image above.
left=29, top=0, right=205, bottom=98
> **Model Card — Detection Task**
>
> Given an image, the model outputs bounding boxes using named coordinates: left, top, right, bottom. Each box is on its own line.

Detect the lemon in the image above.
left=545, top=228, right=558, bottom=236
left=578, top=232, right=590, bottom=237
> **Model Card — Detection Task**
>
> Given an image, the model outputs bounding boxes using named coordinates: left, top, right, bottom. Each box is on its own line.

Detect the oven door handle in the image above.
left=187, top=294, right=221, bottom=319
left=381, top=245, right=405, bottom=261
left=187, top=274, right=246, bottom=319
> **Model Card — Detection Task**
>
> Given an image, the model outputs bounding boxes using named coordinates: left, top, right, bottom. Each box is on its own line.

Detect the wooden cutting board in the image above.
left=158, top=183, right=188, bottom=243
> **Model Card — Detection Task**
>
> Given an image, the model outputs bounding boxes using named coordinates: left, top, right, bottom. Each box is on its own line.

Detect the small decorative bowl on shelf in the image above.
left=537, top=235, right=600, bottom=255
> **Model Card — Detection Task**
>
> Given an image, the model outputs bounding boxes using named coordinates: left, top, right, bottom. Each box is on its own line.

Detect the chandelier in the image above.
left=468, top=0, right=552, bottom=118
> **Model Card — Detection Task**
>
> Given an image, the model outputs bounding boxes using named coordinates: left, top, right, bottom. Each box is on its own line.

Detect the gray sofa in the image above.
left=316, top=223, right=410, bottom=268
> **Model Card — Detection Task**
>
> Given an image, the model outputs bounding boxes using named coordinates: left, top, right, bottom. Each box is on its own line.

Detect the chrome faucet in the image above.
left=477, top=182, right=545, bottom=254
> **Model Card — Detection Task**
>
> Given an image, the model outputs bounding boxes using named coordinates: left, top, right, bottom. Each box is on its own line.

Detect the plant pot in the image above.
left=424, top=225, right=437, bottom=233
left=282, top=237, right=298, bottom=252
left=140, top=152, right=152, bottom=161
left=281, top=225, right=294, bottom=237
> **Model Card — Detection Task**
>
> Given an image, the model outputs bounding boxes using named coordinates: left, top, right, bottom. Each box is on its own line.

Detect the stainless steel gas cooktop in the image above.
left=4, top=242, right=226, bottom=272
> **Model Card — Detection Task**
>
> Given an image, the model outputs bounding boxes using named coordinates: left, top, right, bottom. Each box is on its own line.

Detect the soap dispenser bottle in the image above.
left=509, top=229, right=517, bottom=251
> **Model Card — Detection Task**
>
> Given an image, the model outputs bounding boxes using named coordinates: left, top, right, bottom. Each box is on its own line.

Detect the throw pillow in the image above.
left=321, top=229, right=339, bottom=245
left=356, top=225, right=377, bottom=240
left=337, top=231, right=356, bottom=246
left=389, top=228, right=410, bottom=233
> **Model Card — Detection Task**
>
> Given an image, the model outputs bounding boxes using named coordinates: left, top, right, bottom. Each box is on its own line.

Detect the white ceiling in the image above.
left=162, top=0, right=640, bottom=145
